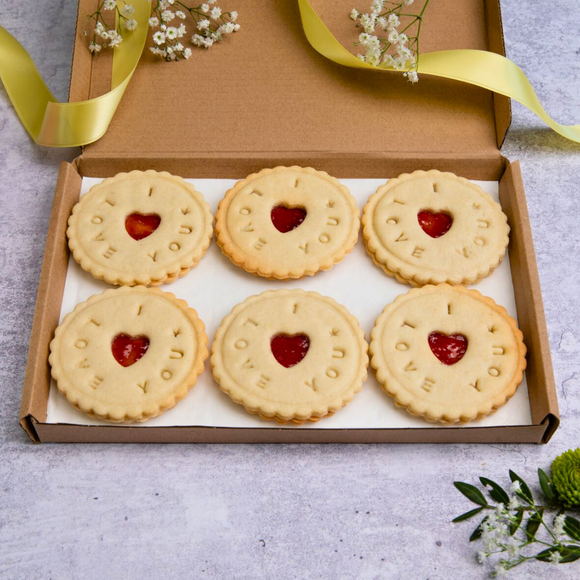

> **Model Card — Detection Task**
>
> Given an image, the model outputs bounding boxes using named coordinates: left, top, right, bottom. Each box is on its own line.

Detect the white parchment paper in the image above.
left=46, top=177, right=532, bottom=429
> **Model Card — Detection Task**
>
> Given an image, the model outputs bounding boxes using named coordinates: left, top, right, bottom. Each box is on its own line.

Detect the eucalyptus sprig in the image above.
left=350, top=0, right=430, bottom=82
left=453, top=450, right=580, bottom=577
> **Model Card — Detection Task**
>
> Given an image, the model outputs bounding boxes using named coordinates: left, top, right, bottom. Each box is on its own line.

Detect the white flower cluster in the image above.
left=474, top=483, right=570, bottom=577
left=350, top=0, right=426, bottom=83
left=148, top=0, right=239, bottom=60
left=88, top=2, right=137, bottom=53
left=87, top=0, right=239, bottom=62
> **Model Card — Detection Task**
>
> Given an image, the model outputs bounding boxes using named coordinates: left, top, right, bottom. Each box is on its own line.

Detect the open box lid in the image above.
left=70, top=0, right=510, bottom=176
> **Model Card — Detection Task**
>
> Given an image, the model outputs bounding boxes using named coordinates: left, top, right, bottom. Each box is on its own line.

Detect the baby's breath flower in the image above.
left=548, top=551, right=562, bottom=565
left=90, top=1, right=240, bottom=62
left=165, top=26, right=178, bottom=39
left=505, top=537, right=520, bottom=558
left=388, top=29, right=399, bottom=43
left=493, top=563, right=508, bottom=577
left=382, top=54, right=395, bottom=67
left=404, top=70, right=418, bottom=83
left=350, top=8, right=359, bottom=20
left=507, top=496, right=520, bottom=510
left=153, top=31, right=166, bottom=44
left=510, top=480, right=522, bottom=494
left=477, top=551, right=488, bottom=564
left=553, top=514, right=566, bottom=538
left=388, top=13, right=400, bottom=29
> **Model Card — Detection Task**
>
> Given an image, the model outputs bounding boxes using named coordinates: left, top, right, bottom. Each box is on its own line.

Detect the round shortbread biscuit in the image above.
left=49, top=286, right=208, bottom=423
left=211, top=289, right=369, bottom=424
left=362, top=170, right=510, bottom=286
left=67, top=170, right=213, bottom=286
left=370, top=284, right=527, bottom=424
left=215, top=166, right=360, bottom=279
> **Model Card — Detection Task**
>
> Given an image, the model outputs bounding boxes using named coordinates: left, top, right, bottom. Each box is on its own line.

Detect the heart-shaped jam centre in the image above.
left=428, top=332, right=467, bottom=365
left=125, top=213, right=161, bottom=240
left=271, top=205, right=307, bottom=233
left=417, top=211, right=453, bottom=238
left=112, top=333, right=150, bottom=367
left=271, top=333, right=310, bottom=368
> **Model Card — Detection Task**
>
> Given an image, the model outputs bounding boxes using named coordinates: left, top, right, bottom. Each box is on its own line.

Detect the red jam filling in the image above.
left=271, top=333, right=310, bottom=368
left=428, top=332, right=467, bottom=365
left=125, top=213, right=161, bottom=240
left=112, top=333, right=150, bottom=367
left=271, top=205, right=307, bottom=233
left=417, top=211, right=453, bottom=238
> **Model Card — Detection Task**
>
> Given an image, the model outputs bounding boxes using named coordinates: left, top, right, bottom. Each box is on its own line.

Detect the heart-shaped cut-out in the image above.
left=125, top=213, right=161, bottom=240
left=271, top=333, right=310, bottom=368
left=417, top=211, right=453, bottom=238
left=271, top=205, right=306, bottom=233
left=112, top=333, right=150, bottom=367
left=428, top=332, right=467, bottom=365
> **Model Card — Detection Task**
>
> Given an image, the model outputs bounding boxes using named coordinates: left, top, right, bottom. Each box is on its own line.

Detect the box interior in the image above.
left=44, top=176, right=534, bottom=431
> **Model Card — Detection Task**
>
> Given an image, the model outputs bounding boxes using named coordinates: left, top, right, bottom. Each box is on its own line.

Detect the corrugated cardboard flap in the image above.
left=71, top=0, right=510, bottom=171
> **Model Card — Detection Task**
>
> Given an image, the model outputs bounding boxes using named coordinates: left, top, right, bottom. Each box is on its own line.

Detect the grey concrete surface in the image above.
left=1, top=1, right=579, bottom=579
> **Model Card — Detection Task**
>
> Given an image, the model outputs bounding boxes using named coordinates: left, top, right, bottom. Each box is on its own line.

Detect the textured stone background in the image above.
left=1, top=1, right=579, bottom=579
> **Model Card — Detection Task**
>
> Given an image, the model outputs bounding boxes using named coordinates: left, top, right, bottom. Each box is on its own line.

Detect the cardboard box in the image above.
left=19, top=0, right=559, bottom=443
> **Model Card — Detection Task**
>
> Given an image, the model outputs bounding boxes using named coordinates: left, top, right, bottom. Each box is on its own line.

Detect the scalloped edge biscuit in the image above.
left=211, top=289, right=369, bottom=424
left=67, top=170, right=214, bottom=286
left=369, top=284, right=527, bottom=424
left=215, top=167, right=360, bottom=279
left=362, top=170, right=510, bottom=287
left=49, top=286, right=208, bottom=423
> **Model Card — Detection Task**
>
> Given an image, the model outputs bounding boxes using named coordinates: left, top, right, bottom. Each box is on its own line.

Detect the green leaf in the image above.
left=470, top=516, right=488, bottom=542
left=480, top=477, right=510, bottom=504
left=564, top=515, right=580, bottom=542
left=454, top=482, right=488, bottom=507
left=535, top=546, right=559, bottom=562
left=509, top=470, right=534, bottom=504
left=535, top=545, right=580, bottom=564
left=510, top=509, right=523, bottom=536
left=560, top=545, right=580, bottom=564
left=452, top=506, right=485, bottom=523
left=538, top=468, right=556, bottom=502
left=525, top=509, right=543, bottom=541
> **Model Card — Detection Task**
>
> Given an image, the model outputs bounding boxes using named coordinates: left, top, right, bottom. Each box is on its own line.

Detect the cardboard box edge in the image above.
left=33, top=423, right=548, bottom=444
left=488, top=0, right=512, bottom=148
left=19, top=161, right=82, bottom=443
left=499, top=158, right=559, bottom=437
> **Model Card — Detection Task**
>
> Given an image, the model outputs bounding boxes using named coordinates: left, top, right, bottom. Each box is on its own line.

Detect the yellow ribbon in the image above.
left=0, top=0, right=150, bottom=147
left=298, top=0, right=580, bottom=144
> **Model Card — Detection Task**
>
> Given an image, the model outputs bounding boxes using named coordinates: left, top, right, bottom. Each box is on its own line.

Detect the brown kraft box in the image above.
left=19, top=0, right=559, bottom=443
